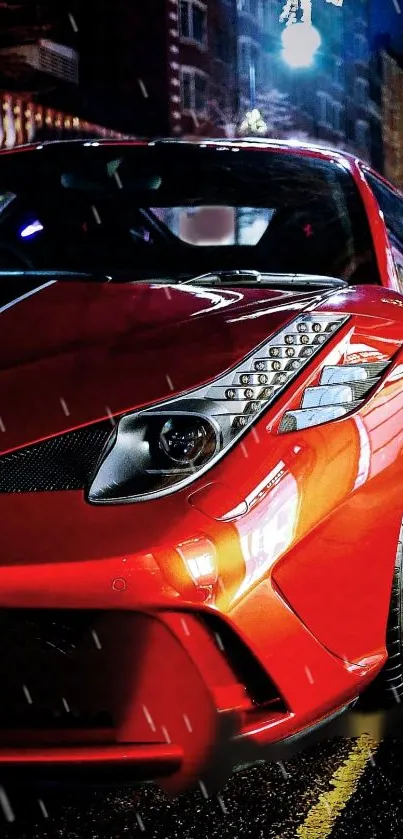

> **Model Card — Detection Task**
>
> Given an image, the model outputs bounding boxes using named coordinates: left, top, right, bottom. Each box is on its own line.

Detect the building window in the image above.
left=237, top=0, right=263, bottom=20
left=346, top=117, right=355, bottom=141
left=180, top=67, right=208, bottom=113
left=317, top=92, right=344, bottom=133
left=355, top=78, right=369, bottom=106
left=317, top=91, right=327, bottom=126
left=318, top=91, right=335, bottom=129
left=238, top=37, right=260, bottom=79
left=354, top=33, right=368, bottom=62
left=334, top=103, right=344, bottom=133
left=180, top=0, right=207, bottom=45
left=334, top=58, right=344, bottom=86
left=257, top=0, right=264, bottom=25
left=325, top=97, right=333, bottom=126
left=239, top=39, right=249, bottom=77
left=264, top=0, right=277, bottom=27
left=215, top=26, right=229, bottom=63
left=265, top=52, right=275, bottom=87
left=355, top=119, right=369, bottom=149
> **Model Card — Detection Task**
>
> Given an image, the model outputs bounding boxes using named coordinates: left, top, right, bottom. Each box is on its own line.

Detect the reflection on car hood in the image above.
left=0, top=279, right=330, bottom=451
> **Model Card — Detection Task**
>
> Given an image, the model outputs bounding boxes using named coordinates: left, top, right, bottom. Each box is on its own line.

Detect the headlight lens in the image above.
left=159, top=416, right=215, bottom=465
left=88, top=312, right=349, bottom=504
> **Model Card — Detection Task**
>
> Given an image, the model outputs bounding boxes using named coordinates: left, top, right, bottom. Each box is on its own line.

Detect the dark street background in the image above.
left=1, top=736, right=403, bottom=839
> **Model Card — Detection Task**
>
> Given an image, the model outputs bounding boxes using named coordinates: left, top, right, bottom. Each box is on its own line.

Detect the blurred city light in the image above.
left=239, top=108, right=268, bottom=136
left=20, top=220, right=44, bottom=238
left=281, top=21, right=322, bottom=68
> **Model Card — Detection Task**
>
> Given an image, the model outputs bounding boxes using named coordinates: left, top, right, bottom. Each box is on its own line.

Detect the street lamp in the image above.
left=281, top=19, right=322, bottom=68
left=280, top=0, right=322, bottom=68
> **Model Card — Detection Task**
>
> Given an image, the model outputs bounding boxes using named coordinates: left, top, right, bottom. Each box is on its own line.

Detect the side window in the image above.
left=365, top=171, right=403, bottom=291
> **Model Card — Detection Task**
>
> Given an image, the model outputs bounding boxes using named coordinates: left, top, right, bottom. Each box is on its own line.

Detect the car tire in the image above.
left=379, top=519, right=403, bottom=704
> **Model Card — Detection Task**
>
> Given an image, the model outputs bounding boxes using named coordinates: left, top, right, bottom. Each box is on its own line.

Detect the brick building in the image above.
left=178, top=0, right=238, bottom=136
left=0, top=0, right=390, bottom=174
left=342, top=0, right=379, bottom=163
left=380, top=49, right=403, bottom=190
left=267, top=0, right=382, bottom=161
left=74, top=0, right=238, bottom=138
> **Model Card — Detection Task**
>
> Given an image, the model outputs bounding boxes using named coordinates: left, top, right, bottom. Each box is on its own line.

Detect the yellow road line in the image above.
left=293, top=734, right=379, bottom=839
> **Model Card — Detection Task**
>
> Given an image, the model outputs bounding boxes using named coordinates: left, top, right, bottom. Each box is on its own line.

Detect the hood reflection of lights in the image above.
left=387, top=364, right=403, bottom=383
left=154, top=283, right=244, bottom=314
left=353, top=415, right=371, bottom=491
left=235, top=467, right=299, bottom=599
left=227, top=298, right=321, bottom=323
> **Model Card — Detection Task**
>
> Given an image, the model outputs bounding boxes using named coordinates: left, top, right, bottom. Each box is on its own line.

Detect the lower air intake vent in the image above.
left=0, top=609, right=129, bottom=737
left=0, top=421, right=113, bottom=493
left=199, top=611, right=287, bottom=710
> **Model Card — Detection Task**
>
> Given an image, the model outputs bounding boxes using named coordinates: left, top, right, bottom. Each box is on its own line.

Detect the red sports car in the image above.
left=1, top=138, right=403, bottom=795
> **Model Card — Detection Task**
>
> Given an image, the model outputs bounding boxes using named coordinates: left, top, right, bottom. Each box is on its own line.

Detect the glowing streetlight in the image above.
left=281, top=20, right=322, bottom=68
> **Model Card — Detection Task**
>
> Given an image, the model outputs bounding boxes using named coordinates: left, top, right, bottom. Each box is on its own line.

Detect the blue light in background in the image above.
left=20, top=220, right=44, bottom=238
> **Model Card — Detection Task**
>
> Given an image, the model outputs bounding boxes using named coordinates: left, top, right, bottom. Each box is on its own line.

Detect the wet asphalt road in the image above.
left=2, top=737, right=403, bottom=839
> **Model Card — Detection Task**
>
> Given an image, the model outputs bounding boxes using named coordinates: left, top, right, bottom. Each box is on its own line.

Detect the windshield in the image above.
left=0, top=143, right=380, bottom=284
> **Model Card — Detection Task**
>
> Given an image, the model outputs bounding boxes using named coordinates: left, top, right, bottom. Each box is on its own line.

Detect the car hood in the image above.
left=0, top=279, right=331, bottom=451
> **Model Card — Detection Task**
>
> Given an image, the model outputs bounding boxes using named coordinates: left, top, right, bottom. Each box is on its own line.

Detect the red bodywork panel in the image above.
left=1, top=139, right=403, bottom=793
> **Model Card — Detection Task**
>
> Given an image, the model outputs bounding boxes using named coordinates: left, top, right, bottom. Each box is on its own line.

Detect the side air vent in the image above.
left=0, top=421, right=113, bottom=493
left=279, top=361, right=391, bottom=433
left=199, top=611, right=287, bottom=710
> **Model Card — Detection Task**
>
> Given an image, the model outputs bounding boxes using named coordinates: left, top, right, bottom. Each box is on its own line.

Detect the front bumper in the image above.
left=0, top=602, right=383, bottom=796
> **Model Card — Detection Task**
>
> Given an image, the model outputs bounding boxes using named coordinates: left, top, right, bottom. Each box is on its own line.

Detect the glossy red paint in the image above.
left=2, top=139, right=403, bottom=794
left=0, top=283, right=323, bottom=451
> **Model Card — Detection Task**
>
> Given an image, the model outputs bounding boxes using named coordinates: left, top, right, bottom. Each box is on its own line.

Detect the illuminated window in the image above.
left=180, top=0, right=207, bottom=45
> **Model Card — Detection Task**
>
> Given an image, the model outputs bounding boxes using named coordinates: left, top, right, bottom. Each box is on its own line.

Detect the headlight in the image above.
left=278, top=360, right=390, bottom=432
left=88, top=312, right=349, bottom=504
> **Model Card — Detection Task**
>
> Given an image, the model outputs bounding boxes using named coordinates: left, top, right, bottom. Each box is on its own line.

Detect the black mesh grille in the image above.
left=0, top=609, right=129, bottom=734
left=0, top=421, right=113, bottom=493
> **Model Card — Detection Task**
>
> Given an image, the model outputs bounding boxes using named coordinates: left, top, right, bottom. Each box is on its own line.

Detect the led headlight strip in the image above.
left=203, top=313, right=349, bottom=433
left=88, top=312, right=349, bottom=503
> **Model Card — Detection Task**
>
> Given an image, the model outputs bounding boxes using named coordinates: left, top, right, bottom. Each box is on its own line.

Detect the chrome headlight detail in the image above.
left=278, top=361, right=390, bottom=433
left=88, top=313, right=349, bottom=504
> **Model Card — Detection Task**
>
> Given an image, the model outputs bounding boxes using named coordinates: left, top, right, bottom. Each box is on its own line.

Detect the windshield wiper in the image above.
left=180, top=270, right=348, bottom=289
